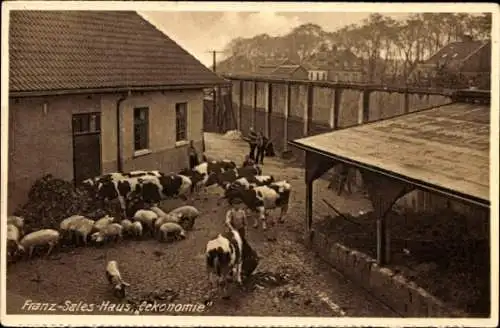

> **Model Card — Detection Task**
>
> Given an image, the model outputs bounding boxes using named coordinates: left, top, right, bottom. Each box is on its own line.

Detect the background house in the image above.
left=408, top=36, right=491, bottom=89
left=8, top=10, right=226, bottom=211
left=305, top=46, right=364, bottom=82
left=254, top=59, right=309, bottom=80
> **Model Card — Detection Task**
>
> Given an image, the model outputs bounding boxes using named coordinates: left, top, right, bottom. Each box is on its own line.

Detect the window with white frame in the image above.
left=175, top=102, right=187, bottom=142
left=134, top=107, right=149, bottom=151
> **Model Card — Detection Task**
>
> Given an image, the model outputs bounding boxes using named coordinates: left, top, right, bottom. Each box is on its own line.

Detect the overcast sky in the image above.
left=139, top=11, right=411, bottom=67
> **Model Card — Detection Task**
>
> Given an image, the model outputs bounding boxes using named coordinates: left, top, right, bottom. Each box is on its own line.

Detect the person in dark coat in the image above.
left=248, top=127, right=258, bottom=160
left=255, top=132, right=266, bottom=165
left=188, top=140, right=199, bottom=170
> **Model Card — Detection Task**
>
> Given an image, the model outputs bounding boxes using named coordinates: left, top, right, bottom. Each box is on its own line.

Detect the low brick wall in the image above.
left=310, top=230, right=469, bottom=317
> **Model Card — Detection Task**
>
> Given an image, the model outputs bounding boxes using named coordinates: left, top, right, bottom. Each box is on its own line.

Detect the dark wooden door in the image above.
left=72, top=113, right=101, bottom=184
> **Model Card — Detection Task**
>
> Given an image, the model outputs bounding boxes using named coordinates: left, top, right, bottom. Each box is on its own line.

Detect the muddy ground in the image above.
left=6, top=133, right=399, bottom=317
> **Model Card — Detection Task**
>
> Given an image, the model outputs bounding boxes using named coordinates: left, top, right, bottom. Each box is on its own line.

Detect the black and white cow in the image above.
left=225, top=180, right=292, bottom=230
left=180, top=159, right=237, bottom=192
left=214, top=165, right=263, bottom=191
left=81, top=171, right=162, bottom=201
left=205, top=228, right=244, bottom=295
left=81, top=170, right=188, bottom=217
left=224, top=175, right=275, bottom=193
left=131, top=174, right=193, bottom=205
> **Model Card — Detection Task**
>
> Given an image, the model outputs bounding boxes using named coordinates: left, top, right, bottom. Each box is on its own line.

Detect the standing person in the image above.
left=248, top=127, right=258, bottom=160
left=255, top=132, right=266, bottom=165
left=225, top=197, right=258, bottom=279
left=337, top=164, right=352, bottom=196
left=225, top=198, right=247, bottom=239
left=188, top=140, right=199, bottom=170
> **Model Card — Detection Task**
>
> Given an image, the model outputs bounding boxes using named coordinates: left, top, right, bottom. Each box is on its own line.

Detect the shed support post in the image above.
left=305, top=180, right=313, bottom=243
left=360, top=170, right=414, bottom=265
left=305, top=151, right=337, bottom=243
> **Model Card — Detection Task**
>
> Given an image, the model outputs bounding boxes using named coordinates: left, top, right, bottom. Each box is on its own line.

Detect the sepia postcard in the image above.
left=1, top=1, right=498, bottom=327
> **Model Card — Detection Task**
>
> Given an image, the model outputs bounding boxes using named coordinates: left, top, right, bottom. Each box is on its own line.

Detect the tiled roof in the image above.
left=256, top=65, right=278, bottom=75
left=305, top=49, right=360, bottom=71
left=9, top=11, right=226, bottom=93
left=271, top=65, right=302, bottom=77
left=425, top=41, right=487, bottom=66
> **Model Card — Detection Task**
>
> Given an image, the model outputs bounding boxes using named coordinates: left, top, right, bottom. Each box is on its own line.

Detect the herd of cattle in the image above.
left=6, top=158, right=293, bottom=298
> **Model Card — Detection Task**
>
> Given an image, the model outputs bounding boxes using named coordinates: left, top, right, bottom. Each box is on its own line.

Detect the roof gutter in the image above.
left=288, top=140, right=490, bottom=209
left=10, top=82, right=231, bottom=98
left=116, top=91, right=131, bottom=173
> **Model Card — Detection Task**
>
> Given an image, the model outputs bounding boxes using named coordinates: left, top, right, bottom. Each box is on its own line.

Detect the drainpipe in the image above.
left=116, top=90, right=131, bottom=172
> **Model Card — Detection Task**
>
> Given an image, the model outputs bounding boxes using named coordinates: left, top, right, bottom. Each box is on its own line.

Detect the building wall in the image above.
left=292, top=67, right=310, bottom=80
left=101, top=89, right=204, bottom=174
left=308, top=70, right=328, bottom=81
left=328, top=70, right=363, bottom=83
left=8, top=89, right=204, bottom=213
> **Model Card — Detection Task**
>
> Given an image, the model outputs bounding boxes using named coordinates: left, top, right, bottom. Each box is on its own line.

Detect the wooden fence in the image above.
left=215, top=74, right=488, bottom=217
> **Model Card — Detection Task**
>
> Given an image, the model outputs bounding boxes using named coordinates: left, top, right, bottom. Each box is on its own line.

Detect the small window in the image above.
left=134, top=107, right=149, bottom=151
left=72, top=113, right=100, bottom=135
left=175, top=102, right=187, bottom=142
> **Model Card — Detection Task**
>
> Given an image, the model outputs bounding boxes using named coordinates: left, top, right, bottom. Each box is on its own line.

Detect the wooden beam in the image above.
left=357, top=90, right=371, bottom=124
left=283, top=83, right=291, bottom=152
left=331, top=88, right=342, bottom=130
left=305, top=151, right=337, bottom=184
left=304, top=151, right=338, bottom=241
left=252, top=80, right=257, bottom=128
left=403, top=91, right=409, bottom=114
left=238, top=80, right=243, bottom=130
left=266, top=82, right=273, bottom=138
left=306, top=179, right=313, bottom=240
left=305, top=84, right=314, bottom=135
left=360, top=170, right=415, bottom=265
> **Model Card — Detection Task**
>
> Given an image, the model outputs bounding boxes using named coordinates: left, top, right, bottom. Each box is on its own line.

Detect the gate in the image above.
left=72, top=112, right=102, bottom=184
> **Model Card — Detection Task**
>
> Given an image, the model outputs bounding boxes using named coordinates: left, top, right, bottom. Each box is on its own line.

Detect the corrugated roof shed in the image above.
left=9, top=10, right=226, bottom=93
left=292, top=102, right=490, bottom=205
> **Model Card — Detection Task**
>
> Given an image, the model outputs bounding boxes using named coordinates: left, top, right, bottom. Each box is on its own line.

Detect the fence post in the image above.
left=238, top=80, right=243, bottom=130
left=284, top=82, right=291, bottom=152
left=333, top=88, right=342, bottom=129
left=252, top=80, right=257, bottom=129
left=358, top=89, right=370, bottom=124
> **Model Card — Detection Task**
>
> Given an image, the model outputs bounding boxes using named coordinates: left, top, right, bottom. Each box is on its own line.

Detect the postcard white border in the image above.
left=1, top=1, right=499, bottom=327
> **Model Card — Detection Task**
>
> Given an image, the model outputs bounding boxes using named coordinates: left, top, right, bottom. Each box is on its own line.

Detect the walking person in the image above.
left=188, top=140, right=199, bottom=170
left=248, top=127, right=258, bottom=160
left=255, top=132, right=266, bottom=165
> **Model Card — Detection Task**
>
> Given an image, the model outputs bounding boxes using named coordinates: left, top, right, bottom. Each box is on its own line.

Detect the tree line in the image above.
left=218, top=13, right=491, bottom=88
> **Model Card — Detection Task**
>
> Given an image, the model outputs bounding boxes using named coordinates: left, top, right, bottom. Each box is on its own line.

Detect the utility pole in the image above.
left=206, top=50, right=224, bottom=131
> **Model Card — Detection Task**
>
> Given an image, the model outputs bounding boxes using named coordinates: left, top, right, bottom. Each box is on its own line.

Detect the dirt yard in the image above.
left=6, top=133, right=397, bottom=317
left=6, top=132, right=489, bottom=317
